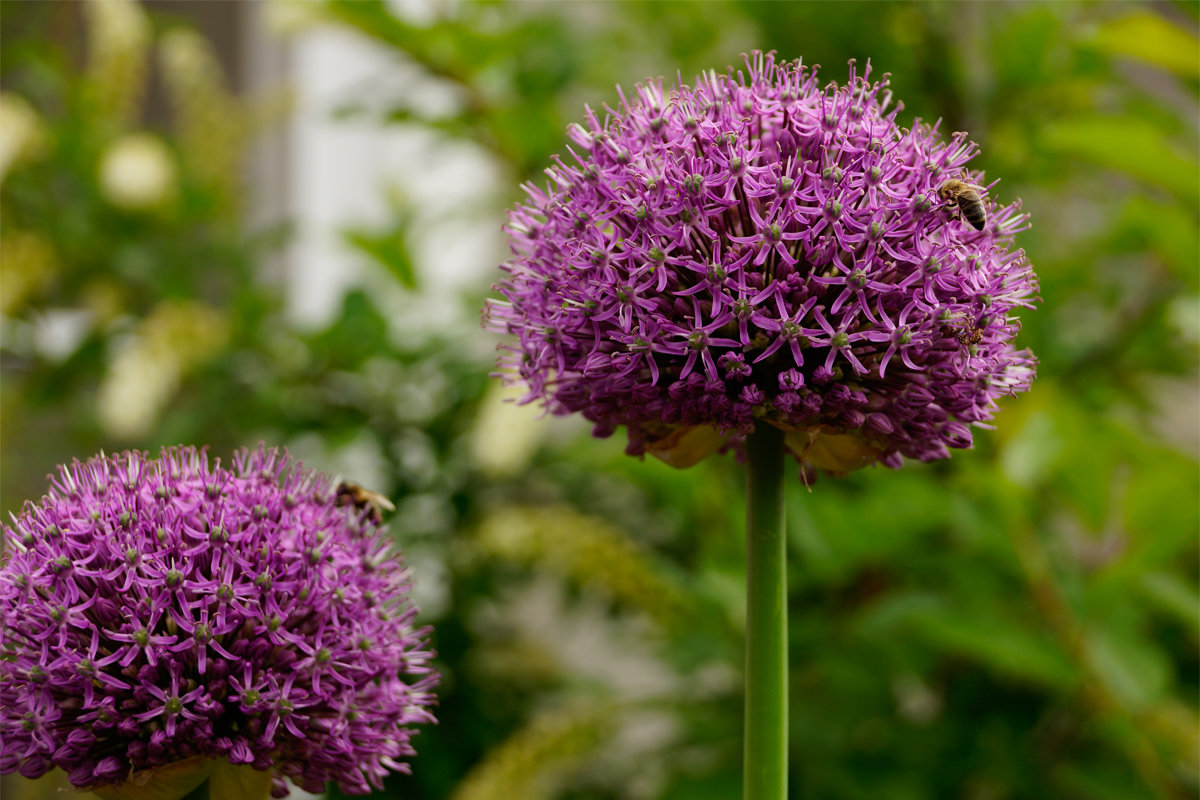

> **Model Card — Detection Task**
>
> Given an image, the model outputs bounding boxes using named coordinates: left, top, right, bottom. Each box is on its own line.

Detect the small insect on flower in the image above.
left=335, top=481, right=396, bottom=526
left=957, top=326, right=984, bottom=346
left=939, top=313, right=985, bottom=347
left=937, top=178, right=987, bottom=230
left=486, top=52, right=1039, bottom=472
left=0, top=446, right=437, bottom=797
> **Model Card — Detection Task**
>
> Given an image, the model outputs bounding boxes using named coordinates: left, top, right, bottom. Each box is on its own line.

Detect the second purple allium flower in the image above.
left=487, top=52, right=1038, bottom=471
left=0, top=446, right=436, bottom=796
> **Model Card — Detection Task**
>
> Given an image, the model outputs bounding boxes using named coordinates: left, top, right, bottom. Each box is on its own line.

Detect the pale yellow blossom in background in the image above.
left=83, top=0, right=150, bottom=123
left=263, top=0, right=331, bottom=36
left=98, top=133, right=177, bottom=211
left=451, top=705, right=614, bottom=800
left=159, top=29, right=244, bottom=201
left=476, top=505, right=689, bottom=627
left=96, top=301, right=229, bottom=439
left=0, top=232, right=56, bottom=315
left=0, top=94, right=45, bottom=184
left=470, top=380, right=547, bottom=477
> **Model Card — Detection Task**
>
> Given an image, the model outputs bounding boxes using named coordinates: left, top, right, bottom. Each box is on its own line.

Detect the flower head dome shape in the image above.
left=486, top=51, right=1038, bottom=472
left=0, top=446, right=436, bottom=796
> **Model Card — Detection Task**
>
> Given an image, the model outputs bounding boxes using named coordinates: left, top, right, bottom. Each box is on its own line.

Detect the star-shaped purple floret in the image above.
left=0, top=446, right=436, bottom=795
left=486, top=51, right=1038, bottom=470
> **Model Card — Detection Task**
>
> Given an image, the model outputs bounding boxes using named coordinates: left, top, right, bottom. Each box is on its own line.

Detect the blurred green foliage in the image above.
left=2, top=1, right=1197, bottom=799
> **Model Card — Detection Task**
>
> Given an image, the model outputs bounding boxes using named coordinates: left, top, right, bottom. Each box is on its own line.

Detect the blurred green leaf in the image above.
left=1085, top=627, right=1172, bottom=711
left=988, top=4, right=1066, bottom=90
left=799, top=474, right=955, bottom=577
left=1138, top=571, right=1200, bottom=633
left=1090, top=11, right=1200, bottom=79
left=1114, top=196, right=1200, bottom=288
left=343, top=218, right=418, bottom=290
left=999, top=405, right=1066, bottom=490
left=1053, top=759, right=1163, bottom=800
left=1118, top=443, right=1200, bottom=575
left=1041, top=115, right=1200, bottom=201
left=908, top=608, right=1077, bottom=690
left=309, top=289, right=389, bottom=367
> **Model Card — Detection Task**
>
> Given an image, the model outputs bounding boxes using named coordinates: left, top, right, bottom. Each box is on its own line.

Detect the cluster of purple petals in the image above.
left=487, top=51, right=1038, bottom=466
left=0, top=446, right=436, bottom=796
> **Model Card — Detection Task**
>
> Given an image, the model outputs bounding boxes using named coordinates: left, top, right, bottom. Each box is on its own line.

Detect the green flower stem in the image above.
left=744, top=424, right=788, bottom=800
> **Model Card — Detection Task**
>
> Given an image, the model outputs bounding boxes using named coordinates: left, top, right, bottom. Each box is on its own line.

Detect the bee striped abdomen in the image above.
left=937, top=179, right=987, bottom=231
left=956, top=193, right=986, bottom=231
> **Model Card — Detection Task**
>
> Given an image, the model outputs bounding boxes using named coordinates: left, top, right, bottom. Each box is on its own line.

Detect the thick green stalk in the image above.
left=744, top=424, right=788, bottom=800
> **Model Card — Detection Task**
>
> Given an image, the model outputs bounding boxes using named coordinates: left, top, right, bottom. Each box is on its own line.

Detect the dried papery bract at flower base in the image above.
left=0, top=446, right=437, bottom=798
left=486, top=51, right=1038, bottom=474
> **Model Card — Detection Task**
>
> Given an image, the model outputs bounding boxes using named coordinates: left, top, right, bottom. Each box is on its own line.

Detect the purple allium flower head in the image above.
left=486, top=52, right=1038, bottom=472
left=0, top=446, right=436, bottom=795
